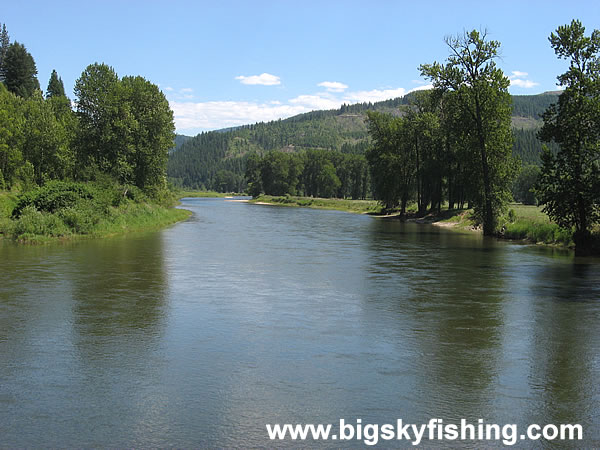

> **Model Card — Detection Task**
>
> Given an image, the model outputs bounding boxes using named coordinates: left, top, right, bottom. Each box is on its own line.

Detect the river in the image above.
left=1, top=197, right=599, bottom=447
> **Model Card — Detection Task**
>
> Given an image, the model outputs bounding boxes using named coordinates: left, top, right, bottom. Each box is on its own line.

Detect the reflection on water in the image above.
left=1, top=198, right=599, bottom=447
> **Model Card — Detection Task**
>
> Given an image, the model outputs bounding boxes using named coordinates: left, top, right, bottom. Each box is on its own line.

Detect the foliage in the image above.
left=2, top=180, right=188, bottom=242
left=0, top=83, right=25, bottom=187
left=0, top=23, right=9, bottom=83
left=537, top=20, right=600, bottom=255
left=365, top=111, right=414, bottom=211
left=512, top=164, right=540, bottom=205
left=251, top=195, right=383, bottom=214
left=74, top=64, right=175, bottom=193
left=1, top=42, right=40, bottom=98
left=12, top=180, right=97, bottom=217
left=46, top=69, right=66, bottom=98
left=420, top=29, right=516, bottom=235
left=245, top=149, right=368, bottom=200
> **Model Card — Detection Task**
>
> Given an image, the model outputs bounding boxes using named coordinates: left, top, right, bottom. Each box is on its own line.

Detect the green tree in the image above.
left=1, top=42, right=40, bottom=98
left=75, top=65, right=174, bottom=192
left=46, top=69, right=66, bottom=98
left=21, top=93, right=75, bottom=184
left=74, top=63, right=122, bottom=177
left=420, top=30, right=515, bottom=235
left=0, top=83, right=25, bottom=187
left=537, top=20, right=600, bottom=255
left=366, top=111, right=415, bottom=213
left=245, top=153, right=263, bottom=197
left=513, top=164, right=540, bottom=205
left=120, top=75, right=175, bottom=192
left=0, top=23, right=9, bottom=83
left=260, top=151, right=302, bottom=196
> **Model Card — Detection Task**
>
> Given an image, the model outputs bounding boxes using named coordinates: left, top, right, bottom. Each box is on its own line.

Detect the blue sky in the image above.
left=2, top=0, right=599, bottom=135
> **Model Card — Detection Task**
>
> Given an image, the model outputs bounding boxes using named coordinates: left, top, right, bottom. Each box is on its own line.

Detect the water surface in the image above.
left=1, top=198, right=599, bottom=447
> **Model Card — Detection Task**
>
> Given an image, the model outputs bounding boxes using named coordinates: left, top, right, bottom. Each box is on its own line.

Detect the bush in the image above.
left=57, top=201, right=102, bottom=234
left=12, top=205, right=70, bottom=238
left=12, top=181, right=96, bottom=217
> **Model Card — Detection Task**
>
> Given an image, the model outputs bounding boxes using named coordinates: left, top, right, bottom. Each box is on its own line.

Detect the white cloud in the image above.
left=511, top=71, right=529, bottom=78
left=289, top=94, right=343, bottom=110
left=180, top=87, right=194, bottom=93
left=343, top=87, right=407, bottom=103
left=164, top=86, right=174, bottom=91
left=408, top=84, right=434, bottom=93
left=510, top=79, right=539, bottom=88
left=509, top=71, right=539, bottom=89
left=170, top=100, right=308, bottom=132
left=235, top=73, right=281, bottom=86
left=170, top=84, right=434, bottom=134
left=318, top=81, right=349, bottom=92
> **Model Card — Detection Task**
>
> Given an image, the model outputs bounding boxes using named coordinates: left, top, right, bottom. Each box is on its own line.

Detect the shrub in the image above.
left=12, top=205, right=70, bottom=238
left=12, top=181, right=96, bottom=217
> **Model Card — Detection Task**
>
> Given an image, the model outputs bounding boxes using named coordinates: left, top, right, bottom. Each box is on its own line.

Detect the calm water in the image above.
left=1, top=198, right=599, bottom=447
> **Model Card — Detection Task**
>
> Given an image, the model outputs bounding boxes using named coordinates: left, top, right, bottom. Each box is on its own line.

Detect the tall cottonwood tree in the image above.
left=75, top=63, right=175, bottom=192
left=366, top=111, right=415, bottom=213
left=537, top=20, right=600, bottom=255
left=420, top=30, right=515, bottom=235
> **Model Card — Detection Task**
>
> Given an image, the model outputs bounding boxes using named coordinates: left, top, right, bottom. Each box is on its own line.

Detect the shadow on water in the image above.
left=524, top=260, right=600, bottom=447
left=0, top=233, right=169, bottom=447
left=363, top=220, right=509, bottom=422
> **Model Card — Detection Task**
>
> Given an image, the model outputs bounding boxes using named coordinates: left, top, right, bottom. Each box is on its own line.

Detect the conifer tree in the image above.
left=1, top=42, right=40, bottom=98
left=46, top=69, right=66, bottom=98
left=0, top=23, right=9, bottom=82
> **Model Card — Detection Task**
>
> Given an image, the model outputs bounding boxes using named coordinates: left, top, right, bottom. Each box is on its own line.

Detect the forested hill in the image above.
left=167, top=92, right=559, bottom=191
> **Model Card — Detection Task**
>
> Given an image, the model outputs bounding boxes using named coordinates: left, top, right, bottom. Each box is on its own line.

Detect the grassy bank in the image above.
left=499, top=204, right=573, bottom=246
left=435, top=203, right=573, bottom=246
left=249, top=195, right=384, bottom=214
left=249, top=195, right=575, bottom=248
left=177, top=190, right=243, bottom=198
left=1, top=182, right=191, bottom=244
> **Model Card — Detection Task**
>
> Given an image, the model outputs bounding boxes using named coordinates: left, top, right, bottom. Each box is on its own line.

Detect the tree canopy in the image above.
left=537, top=20, right=600, bottom=255
left=420, top=30, right=515, bottom=235
left=46, top=69, right=66, bottom=98
left=1, top=42, right=40, bottom=98
left=74, top=63, right=175, bottom=192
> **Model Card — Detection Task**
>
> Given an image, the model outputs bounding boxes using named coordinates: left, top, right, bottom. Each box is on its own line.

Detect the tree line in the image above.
left=365, top=21, right=600, bottom=255
left=168, top=92, right=560, bottom=195
left=0, top=22, right=174, bottom=197
left=245, top=149, right=369, bottom=200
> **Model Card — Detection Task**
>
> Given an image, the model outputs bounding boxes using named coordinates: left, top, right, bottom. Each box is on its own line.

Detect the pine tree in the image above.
left=1, top=42, right=40, bottom=98
left=0, top=23, right=9, bottom=82
left=46, top=69, right=66, bottom=98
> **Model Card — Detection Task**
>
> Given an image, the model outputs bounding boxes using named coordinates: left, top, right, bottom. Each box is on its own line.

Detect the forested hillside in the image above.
left=167, top=92, right=559, bottom=191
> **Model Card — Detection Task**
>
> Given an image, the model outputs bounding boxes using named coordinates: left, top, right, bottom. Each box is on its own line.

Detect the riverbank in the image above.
left=177, top=190, right=244, bottom=198
left=248, top=195, right=574, bottom=248
left=249, top=195, right=384, bottom=214
left=0, top=183, right=191, bottom=244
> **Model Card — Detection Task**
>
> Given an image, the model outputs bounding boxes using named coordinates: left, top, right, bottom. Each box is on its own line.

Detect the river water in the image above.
left=1, top=197, right=599, bottom=447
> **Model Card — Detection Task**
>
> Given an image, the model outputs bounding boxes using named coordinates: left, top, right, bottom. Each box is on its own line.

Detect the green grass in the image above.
left=1, top=184, right=191, bottom=244
left=250, top=195, right=384, bottom=214
left=177, top=190, right=242, bottom=198
left=499, top=203, right=573, bottom=246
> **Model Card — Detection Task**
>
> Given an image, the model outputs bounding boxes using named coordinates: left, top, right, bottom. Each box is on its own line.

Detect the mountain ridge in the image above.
left=168, top=91, right=559, bottom=190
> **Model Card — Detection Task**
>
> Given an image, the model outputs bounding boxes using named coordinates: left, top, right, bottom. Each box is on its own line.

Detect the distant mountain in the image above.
left=168, top=92, right=560, bottom=190
left=170, top=134, right=192, bottom=153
